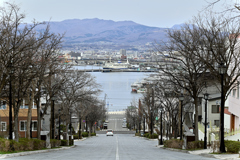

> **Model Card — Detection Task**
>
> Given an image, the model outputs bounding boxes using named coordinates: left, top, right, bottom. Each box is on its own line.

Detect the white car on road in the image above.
left=106, top=129, right=114, bottom=136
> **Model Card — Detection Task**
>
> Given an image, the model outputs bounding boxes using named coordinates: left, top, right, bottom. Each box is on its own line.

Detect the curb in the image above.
left=0, top=145, right=76, bottom=159
left=158, top=145, right=240, bottom=160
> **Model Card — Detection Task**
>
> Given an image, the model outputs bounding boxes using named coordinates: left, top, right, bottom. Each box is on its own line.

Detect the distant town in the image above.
left=60, top=47, right=169, bottom=72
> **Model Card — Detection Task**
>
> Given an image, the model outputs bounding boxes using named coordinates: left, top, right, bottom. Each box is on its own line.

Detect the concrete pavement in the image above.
left=154, top=133, right=240, bottom=160
left=0, top=138, right=87, bottom=159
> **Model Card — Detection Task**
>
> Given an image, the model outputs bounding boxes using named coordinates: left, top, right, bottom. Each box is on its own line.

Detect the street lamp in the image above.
left=203, top=93, right=209, bottom=149
left=58, top=109, right=61, bottom=140
left=79, top=111, right=82, bottom=139
left=51, top=96, right=56, bottom=139
left=69, top=110, right=72, bottom=135
left=143, top=113, right=145, bottom=135
left=159, top=107, right=164, bottom=145
left=8, top=60, right=13, bottom=140
left=218, top=63, right=227, bottom=153
left=150, top=110, right=153, bottom=135
left=179, top=94, right=184, bottom=140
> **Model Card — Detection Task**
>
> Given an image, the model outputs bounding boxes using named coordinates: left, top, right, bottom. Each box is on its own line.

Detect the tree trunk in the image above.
left=14, top=112, right=19, bottom=142
left=194, top=97, right=199, bottom=141
left=37, top=99, right=41, bottom=140
left=78, top=115, right=82, bottom=139
left=13, top=99, right=20, bottom=142
left=27, top=89, right=34, bottom=139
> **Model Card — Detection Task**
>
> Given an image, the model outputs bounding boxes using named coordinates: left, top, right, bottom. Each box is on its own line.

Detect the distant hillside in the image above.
left=36, top=18, right=169, bottom=45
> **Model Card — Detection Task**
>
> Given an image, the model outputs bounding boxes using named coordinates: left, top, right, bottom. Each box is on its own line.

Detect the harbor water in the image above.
left=73, top=65, right=151, bottom=111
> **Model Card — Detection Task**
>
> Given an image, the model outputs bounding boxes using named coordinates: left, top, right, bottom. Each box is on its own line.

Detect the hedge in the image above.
left=0, top=138, right=46, bottom=152
left=164, top=139, right=183, bottom=149
left=91, top=133, right=96, bottom=136
left=143, top=133, right=158, bottom=139
left=187, top=141, right=204, bottom=150
left=61, top=140, right=68, bottom=146
left=225, top=140, right=240, bottom=153
left=81, top=132, right=89, bottom=137
left=50, top=139, right=61, bottom=148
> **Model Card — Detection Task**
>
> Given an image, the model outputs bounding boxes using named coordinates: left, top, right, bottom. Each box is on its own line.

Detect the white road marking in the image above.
left=116, top=136, right=119, bottom=160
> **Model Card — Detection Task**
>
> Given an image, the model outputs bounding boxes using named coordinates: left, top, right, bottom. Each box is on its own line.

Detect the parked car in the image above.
left=106, top=129, right=113, bottom=136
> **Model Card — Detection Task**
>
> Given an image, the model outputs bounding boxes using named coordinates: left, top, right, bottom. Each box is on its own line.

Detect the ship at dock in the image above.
left=103, top=58, right=130, bottom=71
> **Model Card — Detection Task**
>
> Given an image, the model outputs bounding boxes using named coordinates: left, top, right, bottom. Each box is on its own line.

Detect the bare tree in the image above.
left=56, top=71, right=101, bottom=138
left=153, top=28, right=207, bottom=141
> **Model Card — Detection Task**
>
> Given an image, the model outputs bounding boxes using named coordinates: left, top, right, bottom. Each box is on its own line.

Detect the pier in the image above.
left=71, top=69, right=156, bottom=72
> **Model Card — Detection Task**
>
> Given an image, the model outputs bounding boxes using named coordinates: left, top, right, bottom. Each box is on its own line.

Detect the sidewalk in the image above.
left=155, top=133, right=240, bottom=160
left=0, top=138, right=87, bottom=159
left=0, top=145, right=76, bottom=159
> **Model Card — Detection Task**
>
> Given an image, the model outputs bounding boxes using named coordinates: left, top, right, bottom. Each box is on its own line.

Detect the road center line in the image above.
left=116, top=136, right=119, bottom=160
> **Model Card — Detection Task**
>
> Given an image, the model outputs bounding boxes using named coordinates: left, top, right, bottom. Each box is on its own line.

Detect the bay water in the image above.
left=73, top=65, right=151, bottom=111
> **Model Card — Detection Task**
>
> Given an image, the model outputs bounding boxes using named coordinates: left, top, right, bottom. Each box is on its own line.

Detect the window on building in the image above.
left=0, top=101, right=6, bottom=110
left=212, top=105, right=220, bottom=113
left=20, top=121, right=27, bottom=131
left=233, top=89, right=236, bottom=97
left=20, top=121, right=37, bottom=131
left=32, top=121, right=37, bottom=131
left=238, top=84, right=240, bottom=98
left=24, top=99, right=29, bottom=109
left=1, top=122, right=6, bottom=131
left=214, top=120, right=220, bottom=127
left=32, top=102, right=37, bottom=109
left=20, top=99, right=25, bottom=109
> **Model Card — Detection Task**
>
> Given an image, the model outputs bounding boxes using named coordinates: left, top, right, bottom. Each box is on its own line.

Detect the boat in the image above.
left=131, top=81, right=142, bottom=88
left=103, top=58, right=130, bottom=71
left=137, top=88, right=146, bottom=93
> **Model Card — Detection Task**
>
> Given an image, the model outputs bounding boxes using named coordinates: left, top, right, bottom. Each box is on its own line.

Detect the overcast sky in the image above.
left=0, top=0, right=224, bottom=28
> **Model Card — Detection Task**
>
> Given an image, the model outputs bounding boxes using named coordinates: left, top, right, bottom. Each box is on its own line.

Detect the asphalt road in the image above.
left=3, top=113, right=217, bottom=160
left=104, top=112, right=128, bottom=131
left=5, top=134, right=217, bottom=160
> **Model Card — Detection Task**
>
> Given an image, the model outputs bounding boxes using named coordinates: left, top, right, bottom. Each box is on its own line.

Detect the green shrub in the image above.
left=32, top=139, right=45, bottom=150
left=91, top=133, right=96, bottom=136
left=187, top=141, right=204, bottom=150
left=73, top=135, right=79, bottom=139
left=143, top=133, right=149, bottom=137
left=164, top=139, right=183, bottom=149
left=135, top=133, right=141, bottom=136
left=143, top=133, right=158, bottom=139
left=82, top=132, right=89, bottom=137
left=148, top=133, right=158, bottom=139
left=225, top=140, right=240, bottom=153
left=11, top=140, right=20, bottom=151
left=0, top=138, right=45, bottom=152
left=61, top=140, right=68, bottom=146
left=0, top=138, right=10, bottom=152
left=19, top=138, right=34, bottom=151
left=50, top=139, right=61, bottom=148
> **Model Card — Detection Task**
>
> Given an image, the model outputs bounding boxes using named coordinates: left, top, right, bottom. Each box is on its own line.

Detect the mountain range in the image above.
left=36, top=18, right=181, bottom=45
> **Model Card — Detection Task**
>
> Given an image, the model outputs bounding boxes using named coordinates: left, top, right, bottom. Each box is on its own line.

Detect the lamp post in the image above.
left=218, top=63, right=227, bottom=153
left=69, top=110, right=72, bottom=135
left=58, top=109, right=61, bottom=140
left=179, top=94, right=184, bottom=140
left=203, top=93, right=209, bottom=149
left=8, top=60, right=13, bottom=140
left=159, top=107, right=164, bottom=145
left=150, top=110, right=153, bottom=135
left=79, top=112, right=82, bottom=139
left=143, top=113, right=145, bottom=135
left=51, top=96, right=56, bottom=139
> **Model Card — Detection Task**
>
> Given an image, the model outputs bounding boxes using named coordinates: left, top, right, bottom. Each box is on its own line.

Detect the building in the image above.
left=120, top=49, right=126, bottom=56
left=0, top=99, right=38, bottom=138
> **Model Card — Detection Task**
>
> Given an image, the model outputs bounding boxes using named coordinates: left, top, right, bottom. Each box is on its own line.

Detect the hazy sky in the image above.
left=0, top=0, right=223, bottom=28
